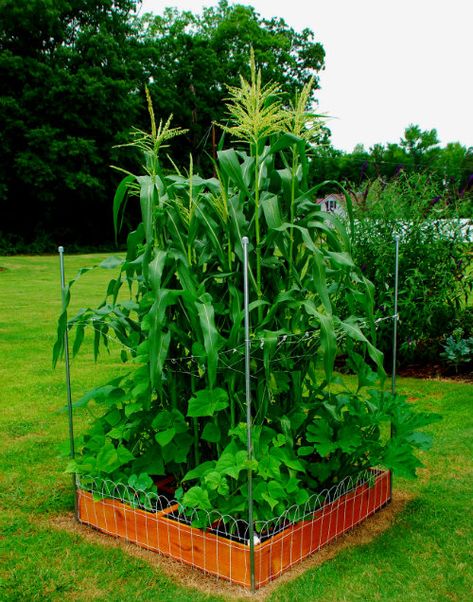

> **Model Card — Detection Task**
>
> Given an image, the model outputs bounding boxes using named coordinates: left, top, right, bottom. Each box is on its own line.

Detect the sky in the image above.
left=139, top=0, right=473, bottom=152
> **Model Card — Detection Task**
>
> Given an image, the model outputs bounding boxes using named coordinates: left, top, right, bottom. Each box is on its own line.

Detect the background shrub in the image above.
left=350, top=173, right=473, bottom=367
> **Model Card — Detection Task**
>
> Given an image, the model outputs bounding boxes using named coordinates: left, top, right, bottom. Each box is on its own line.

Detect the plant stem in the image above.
left=170, top=375, right=177, bottom=409
left=193, top=418, right=200, bottom=465
left=222, top=186, right=232, bottom=271
left=289, top=150, right=298, bottom=284
left=229, top=375, right=236, bottom=428
left=254, top=146, right=262, bottom=323
left=191, top=375, right=200, bottom=465
left=187, top=157, right=193, bottom=265
left=214, top=415, right=222, bottom=457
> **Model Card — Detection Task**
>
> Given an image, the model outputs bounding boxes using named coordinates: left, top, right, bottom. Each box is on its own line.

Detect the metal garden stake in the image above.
left=391, top=235, right=400, bottom=397
left=242, top=236, right=256, bottom=592
left=390, top=235, right=400, bottom=498
left=58, top=246, right=77, bottom=518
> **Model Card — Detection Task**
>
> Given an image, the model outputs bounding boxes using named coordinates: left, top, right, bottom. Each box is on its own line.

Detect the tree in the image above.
left=139, top=0, right=326, bottom=168
left=310, top=124, right=473, bottom=211
left=400, top=124, right=440, bottom=162
left=0, top=0, right=145, bottom=248
left=0, top=0, right=326, bottom=249
left=433, top=142, right=473, bottom=211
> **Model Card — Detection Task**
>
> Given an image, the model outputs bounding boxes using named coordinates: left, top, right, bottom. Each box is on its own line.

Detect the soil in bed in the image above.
left=164, top=511, right=291, bottom=545
left=399, top=362, right=473, bottom=383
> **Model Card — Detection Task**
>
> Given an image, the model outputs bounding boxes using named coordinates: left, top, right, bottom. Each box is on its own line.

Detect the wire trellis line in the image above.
left=75, top=315, right=398, bottom=367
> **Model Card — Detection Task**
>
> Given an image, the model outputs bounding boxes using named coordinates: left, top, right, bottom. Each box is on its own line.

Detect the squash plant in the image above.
left=55, top=55, right=439, bottom=525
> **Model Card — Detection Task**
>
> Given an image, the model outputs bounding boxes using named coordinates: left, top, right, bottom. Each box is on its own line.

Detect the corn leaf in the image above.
left=217, top=149, right=250, bottom=196
left=138, top=175, right=155, bottom=245
left=196, top=296, right=222, bottom=388
left=113, top=175, right=135, bottom=243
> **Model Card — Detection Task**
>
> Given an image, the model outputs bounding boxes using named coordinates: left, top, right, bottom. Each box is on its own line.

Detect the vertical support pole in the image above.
left=58, top=246, right=78, bottom=519
left=390, top=235, right=400, bottom=499
left=242, top=236, right=256, bottom=592
left=391, top=235, right=400, bottom=398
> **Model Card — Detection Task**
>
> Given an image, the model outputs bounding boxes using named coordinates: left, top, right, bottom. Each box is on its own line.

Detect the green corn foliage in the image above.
left=54, top=62, right=440, bottom=524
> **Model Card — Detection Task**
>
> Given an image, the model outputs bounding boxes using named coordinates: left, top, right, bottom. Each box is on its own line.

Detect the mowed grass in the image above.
left=0, top=254, right=472, bottom=601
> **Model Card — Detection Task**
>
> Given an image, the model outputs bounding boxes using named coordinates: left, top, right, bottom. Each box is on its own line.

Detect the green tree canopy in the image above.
left=0, top=0, right=144, bottom=247
left=0, top=0, right=326, bottom=249
left=311, top=124, right=473, bottom=211
left=139, top=0, right=326, bottom=168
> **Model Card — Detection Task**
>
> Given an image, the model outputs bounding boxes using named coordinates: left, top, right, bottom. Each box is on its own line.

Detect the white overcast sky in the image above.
left=139, top=0, right=472, bottom=152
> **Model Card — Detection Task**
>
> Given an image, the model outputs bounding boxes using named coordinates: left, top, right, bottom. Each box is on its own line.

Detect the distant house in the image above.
left=315, top=193, right=347, bottom=217
left=316, top=192, right=367, bottom=218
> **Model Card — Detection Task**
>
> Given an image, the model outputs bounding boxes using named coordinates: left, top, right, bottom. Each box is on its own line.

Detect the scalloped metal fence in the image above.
left=76, top=468, right=391, bottom=589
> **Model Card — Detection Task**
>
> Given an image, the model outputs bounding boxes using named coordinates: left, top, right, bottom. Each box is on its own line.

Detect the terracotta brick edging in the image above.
left=77, top=469, right=391, bottom=589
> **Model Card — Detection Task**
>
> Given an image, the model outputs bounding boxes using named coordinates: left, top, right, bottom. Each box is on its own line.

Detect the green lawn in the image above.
left=0, top=254, right=472, bottom=601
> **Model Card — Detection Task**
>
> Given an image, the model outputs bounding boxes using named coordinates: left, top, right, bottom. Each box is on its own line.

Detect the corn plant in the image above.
left=54, top=57, right=439, bottom=524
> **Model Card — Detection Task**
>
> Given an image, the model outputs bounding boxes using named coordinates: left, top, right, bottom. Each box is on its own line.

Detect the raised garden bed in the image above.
left=57, top=58, right=438, bottom=595
left=77, top=469, right=391, bottom=589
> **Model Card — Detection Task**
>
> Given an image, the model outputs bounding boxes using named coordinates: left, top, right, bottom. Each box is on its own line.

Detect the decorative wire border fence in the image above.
left=76, top=468, right=391, bottom=590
